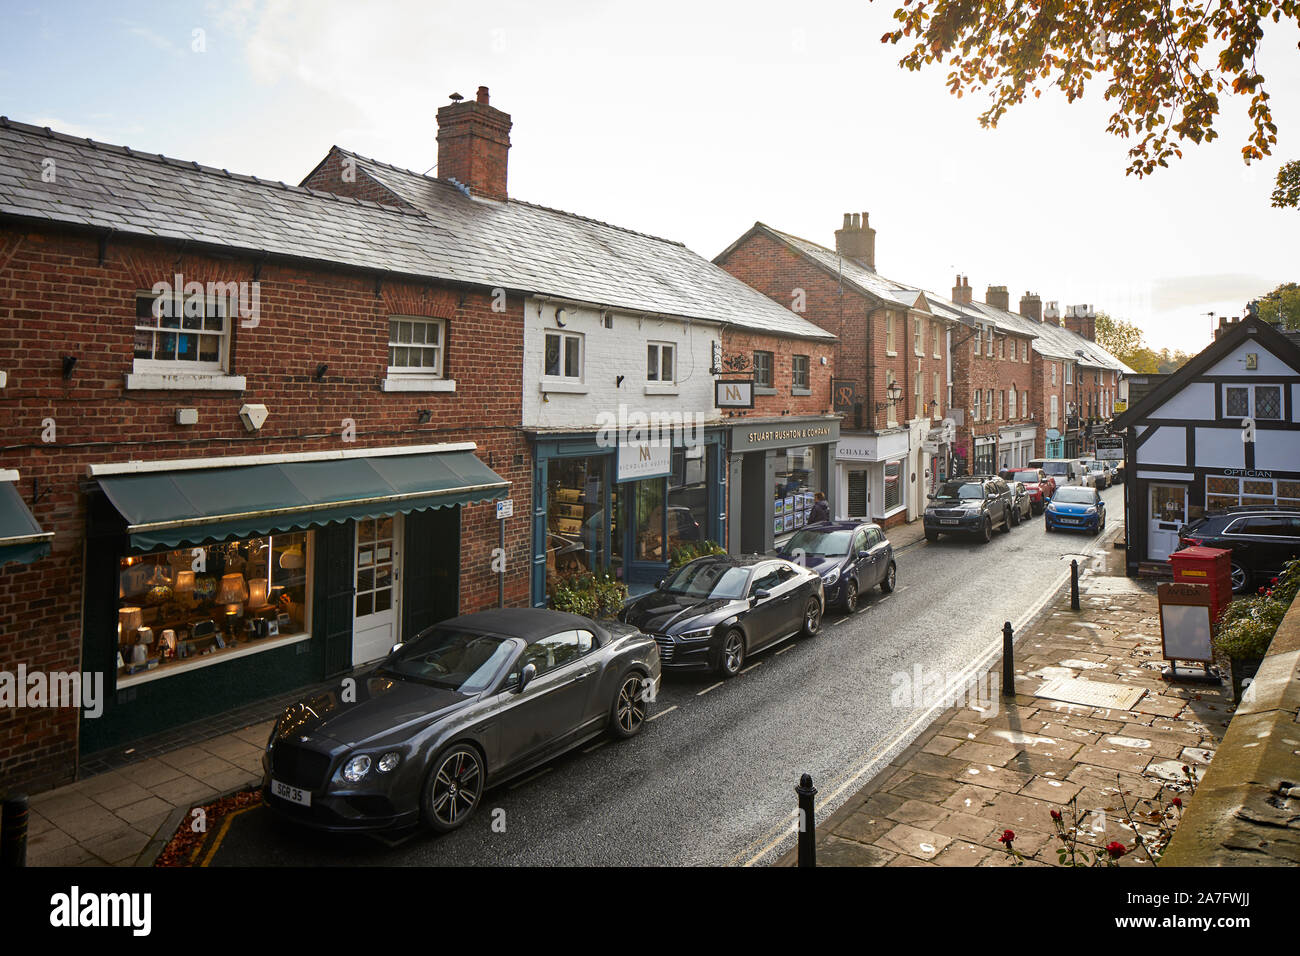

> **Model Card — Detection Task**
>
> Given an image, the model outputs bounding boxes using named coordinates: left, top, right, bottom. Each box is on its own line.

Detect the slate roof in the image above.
left=0, top=118, right=832, bottom=341
left=719, top=222, right=1135, bottom=376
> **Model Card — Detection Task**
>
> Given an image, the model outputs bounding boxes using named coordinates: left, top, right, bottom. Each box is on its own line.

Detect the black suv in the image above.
left=1178, top=507, right=1300, bottom=593
left=924, top=475, right=1015, bottom=543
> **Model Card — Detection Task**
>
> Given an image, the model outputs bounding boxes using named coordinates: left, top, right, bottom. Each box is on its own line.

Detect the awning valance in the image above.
left=0, top=480, right=53, bottom=567
left=98, top=450, right=509, bottom=551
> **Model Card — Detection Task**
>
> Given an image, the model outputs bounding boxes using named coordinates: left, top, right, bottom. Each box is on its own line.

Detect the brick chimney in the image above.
left=1044, top=300, right=1062, bottom=326
left=435, top=86, right=512, bottom=201
left=1019, top=292, right=1043, bottom=323
left=985, top=285, right=1009, bottom=312
left=952, top=275, right=973, bottom=306
left=1064, top=304, right=1097, bottom=341
left=834, top=212, right=876, bottom=270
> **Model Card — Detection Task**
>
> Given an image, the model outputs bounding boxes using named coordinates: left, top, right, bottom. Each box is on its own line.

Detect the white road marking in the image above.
left=740, top=662, right=762, bottom=674
left=647, top=705, right=678, bottom=721
left=775, top=646, right=795, bottom=656
left=697, top=682, right=724, bottom=696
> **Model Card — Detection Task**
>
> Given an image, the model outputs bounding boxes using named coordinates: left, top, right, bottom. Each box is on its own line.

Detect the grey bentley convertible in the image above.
left=263, top=608, right=661, bottom=833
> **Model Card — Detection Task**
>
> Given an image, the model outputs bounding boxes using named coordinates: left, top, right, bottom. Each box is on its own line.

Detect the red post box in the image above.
left=1169, top=546, right=1233, bottom=622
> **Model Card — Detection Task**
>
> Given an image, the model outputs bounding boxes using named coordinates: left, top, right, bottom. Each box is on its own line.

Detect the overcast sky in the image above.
left=3, top=0, right=1298, bottom=352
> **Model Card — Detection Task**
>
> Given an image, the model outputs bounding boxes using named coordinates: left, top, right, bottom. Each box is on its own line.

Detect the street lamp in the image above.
left=875, top=380, right=904, bottom=413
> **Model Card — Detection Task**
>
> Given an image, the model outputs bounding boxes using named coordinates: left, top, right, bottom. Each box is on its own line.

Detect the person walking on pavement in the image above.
left=808, top=491, right=830, bottom=525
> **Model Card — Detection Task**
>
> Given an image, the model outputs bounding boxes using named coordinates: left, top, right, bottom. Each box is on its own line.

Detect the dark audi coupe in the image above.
left=620, top=555, right=824, bottom=678
left=263, top=608, right=660, bottom=833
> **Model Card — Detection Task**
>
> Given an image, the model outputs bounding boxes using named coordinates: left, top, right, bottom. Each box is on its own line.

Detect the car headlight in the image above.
left=377, top=752, right=401, bottom=773
left=678, top=626, right=713, bottom=641
left=342, top=754, right=372, bottom=783
left=1084, top=507, right=1098, bottom=515
left=822, top=567, right=840, bottom=586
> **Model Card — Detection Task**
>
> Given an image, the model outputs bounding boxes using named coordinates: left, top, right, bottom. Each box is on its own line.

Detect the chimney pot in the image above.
left=843, top=213, right=853, bottom=229
left=834, top=209, right=876, bottom=269
left=476, top=86, right=490, bottom=104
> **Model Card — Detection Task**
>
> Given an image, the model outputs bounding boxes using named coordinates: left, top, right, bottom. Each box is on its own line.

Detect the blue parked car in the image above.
left=777, top=521, right=896, bottom=613
left=1045, top=485, right=1106, bottom=534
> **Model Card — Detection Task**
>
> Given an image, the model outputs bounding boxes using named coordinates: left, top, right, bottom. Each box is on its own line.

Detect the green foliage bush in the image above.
left=1213, top=558, right=1300, bottom=659
left=550, top=571, right=628, bottom=620
left=668, top=540, right=728, bottom=569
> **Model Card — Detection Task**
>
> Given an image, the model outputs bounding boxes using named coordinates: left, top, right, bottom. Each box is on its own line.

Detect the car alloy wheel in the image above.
left=1000, top=508, right=1013, bottom=533
left=719, top=630, right=745, bottom=678
left=842, top=579, right=858, bottom=613
left=980, top=517, right=993, bottom=543
left=1011, top=505, right=1021, bottom=526
left=1230, top=563, right=1248, bottom=593
left=422, top=744, right=484, bottom=833
left=924, top=530, right=939, bottom=542
left=801, top=598, right=822, bottom=637
left=611, top=673, right=648, bottom=738
left=880, top=562, right=896, bottom=593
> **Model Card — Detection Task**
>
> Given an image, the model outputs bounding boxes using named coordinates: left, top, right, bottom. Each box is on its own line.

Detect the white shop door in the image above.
left=353, top=514, right=402, bottom=665
left=1148, top=485, right=1187, bottom=562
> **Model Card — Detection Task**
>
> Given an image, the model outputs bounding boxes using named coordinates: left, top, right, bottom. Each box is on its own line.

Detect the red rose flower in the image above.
left=1106, top=842, right=1126, bottom=858
left=1171, top=797, right=1182, bottom=808
left=999, top=829, right=1016, bottom=846
left=1050, top=809, right=1062, bottom=821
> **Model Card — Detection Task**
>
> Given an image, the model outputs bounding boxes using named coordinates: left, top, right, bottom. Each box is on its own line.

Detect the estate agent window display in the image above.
left=116, top=531, right=311, bottom=686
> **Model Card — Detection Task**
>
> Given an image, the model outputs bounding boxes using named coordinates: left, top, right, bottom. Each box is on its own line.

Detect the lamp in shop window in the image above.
left=174, top=570, right=195, bottom=595
left=145, top=563, right=174, bottom=605
left=247, top=576, right=269, bottom=609
left=118, top=606, right=143, bottom=636
left=216, top=573, right=249, bottom=609
left=278, top=542, right=305, bottom=570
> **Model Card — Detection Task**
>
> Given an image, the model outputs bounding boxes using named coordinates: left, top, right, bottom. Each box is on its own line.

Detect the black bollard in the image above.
left=796, top=773, right=817, bottom=867
left=1, top=795, right=29, bottom=867
left=1002, top=621, right=1015, bottom=699
left=1070, top=559, right=1080, bottom=611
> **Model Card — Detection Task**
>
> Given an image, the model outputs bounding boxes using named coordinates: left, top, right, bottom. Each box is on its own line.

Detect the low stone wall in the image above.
left=1162, top=593, right=1300, bottom=865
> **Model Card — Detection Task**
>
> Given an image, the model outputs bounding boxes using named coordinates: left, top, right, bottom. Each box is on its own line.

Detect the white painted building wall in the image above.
left=522, top=297, right=723, bottom=431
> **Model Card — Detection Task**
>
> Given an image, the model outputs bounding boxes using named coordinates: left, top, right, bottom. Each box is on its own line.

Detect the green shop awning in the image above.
left=98, top=450, right=509, bottom=551
left=0, top=480, right=54, bottom=567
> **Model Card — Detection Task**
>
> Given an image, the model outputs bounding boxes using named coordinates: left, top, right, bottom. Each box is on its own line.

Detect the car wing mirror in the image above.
left=389, top=642, right=405, bottom=656
left=926, top=494, right=935, bottom=500
left=858, top=550, right=870, bottom=560
left=751, top=589, right=771, bottom=603
left=656, top=578, right=666, bottom=590
left=516, top=662, right=538, bottom=694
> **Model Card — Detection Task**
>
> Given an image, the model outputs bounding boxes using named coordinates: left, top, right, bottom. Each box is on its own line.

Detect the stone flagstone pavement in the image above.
left=781, top=538, right=1233, bottom=867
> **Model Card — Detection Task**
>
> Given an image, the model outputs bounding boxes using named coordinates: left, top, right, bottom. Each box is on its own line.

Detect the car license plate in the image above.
left=940, top=519, right=958, bottom=525
left=271, top=779, right=311, bottom=806
left=1060, top=518, right=1080, bottom=524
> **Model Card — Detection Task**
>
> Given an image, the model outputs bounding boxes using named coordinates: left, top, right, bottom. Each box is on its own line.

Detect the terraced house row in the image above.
left=0, top=87, right=1127, bottom=794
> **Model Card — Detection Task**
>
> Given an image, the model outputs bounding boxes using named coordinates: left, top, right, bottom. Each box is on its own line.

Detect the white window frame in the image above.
left=933, top=324, right=941, bottom=358
left=1008, top=385, right=1016, bottom=420
left=383, top=316, right=455, bottom=393
left=1051, top=363, right=1058, bottom=387
left=914, top=317, right=924, bottom=357
left=973, top=389, right=981, bottom=421
left=1050, top=395, right=1059, bottom=429
left=543, top=329, right=585, bottom=384
left=646, top=341, right=676, bottom=385
left=1224, top=383, right=1283, bottom=420
left=932, top=372, right=941, bottom=418
left=986, top=329, right=994, bottom=357
left=973, top=326, right=982, bottom=356
left=127, top=290, right=246, bottom=391
left=886, top=314, right=896, bottom=355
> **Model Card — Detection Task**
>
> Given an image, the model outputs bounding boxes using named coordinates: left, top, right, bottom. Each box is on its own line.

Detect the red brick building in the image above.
left=717, top=215, right=962, bottom=527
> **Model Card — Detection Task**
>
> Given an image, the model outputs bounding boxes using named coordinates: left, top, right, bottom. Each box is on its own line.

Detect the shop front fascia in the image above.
left=726, top=416, right=840, bottom=553
left=80, top=444, right=507, bottom=754
left=997, top=425, right=1039, bottom=472
left=833, top=426, right=908, bottom=528
left=530, top=428, right=726, bottom=606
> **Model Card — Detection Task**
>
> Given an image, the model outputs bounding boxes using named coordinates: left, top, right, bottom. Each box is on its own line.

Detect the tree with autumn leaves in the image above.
left=1095, top=312, right=1193, bottom=372
left=880, top=0, right=1300, bottom=208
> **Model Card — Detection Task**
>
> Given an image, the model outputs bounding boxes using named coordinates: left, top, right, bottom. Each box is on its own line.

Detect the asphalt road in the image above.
left=210, top=483, right=1125, bottom=866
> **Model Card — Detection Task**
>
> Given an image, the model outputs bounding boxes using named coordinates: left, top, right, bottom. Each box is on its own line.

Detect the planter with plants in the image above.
left=667, top=540, right=727, bottom=570
left=550, top=571, right=628, bottom=621
left=1212, top=557, right=1299, bottom=700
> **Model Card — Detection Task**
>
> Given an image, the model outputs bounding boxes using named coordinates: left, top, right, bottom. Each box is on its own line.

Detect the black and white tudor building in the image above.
left=1112, top=316, right=1300, bottom=574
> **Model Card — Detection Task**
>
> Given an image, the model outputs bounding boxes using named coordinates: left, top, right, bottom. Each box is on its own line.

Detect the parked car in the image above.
left=263, top=608, right=660, bottom=833
left=923, top=476, right=1015, bottom=543
left=1010, top=468, right=1057, bottom=514
left=1044, top=485, right=1107, bottom=534
left=1177, top=507, right=1300, bottom=593
left=1009, top=481, right=1034, bottom=525
left=1028, top=458, right=1086, bottom=487
left=778, top=521, right=896, bottom=613
left=1080, top=459, right=1111, bottom=489
left=620, top=554, right=824, bottom=678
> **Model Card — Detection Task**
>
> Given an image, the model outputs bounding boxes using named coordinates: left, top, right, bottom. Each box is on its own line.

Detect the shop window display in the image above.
left=773, top=446, right=821, bottom=534
left=546, top=457, right=609, bottom=593
left=116, top=532, right=310, bottom=684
